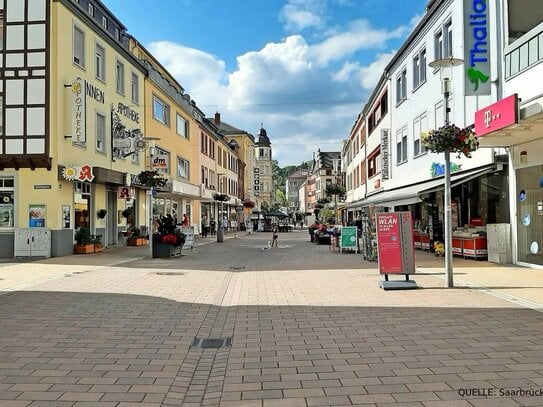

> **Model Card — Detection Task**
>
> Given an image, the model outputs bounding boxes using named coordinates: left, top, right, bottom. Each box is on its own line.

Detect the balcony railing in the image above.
left=505, top=27, right=543, bottom=79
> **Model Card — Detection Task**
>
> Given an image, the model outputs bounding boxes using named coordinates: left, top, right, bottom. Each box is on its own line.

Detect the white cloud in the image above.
left=147, top=41, right=228, bottom=105
left=280, top=0, right=327, bottom=31
left=146, top=17, right=411, bottom=165
left=310, top=19, right=407, bottom=66
left=358, top=51, right=396, bottom=90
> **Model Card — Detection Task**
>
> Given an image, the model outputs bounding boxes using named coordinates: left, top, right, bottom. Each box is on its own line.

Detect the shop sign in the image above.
left=464, top=0, right=491, bottom=96
left=381, top=129, right=390, bottom=180
left=151, top=155, right=169, bottom=172
left=61, top=164, right=94, bottom=182
left=117, top=186, right=135, bottom=199
left=474, top=94, right=518, bottom=137
left=86, top=81, right=105, bottom=104
left=375, top=211, right=415, bottom=274
left=431, top=162, right=462, bottom=177
left=116, top=102, right=140, bottom=123
left=34, top=184, right=51, bottom=189
left=71, top=78, right=86, bottom=143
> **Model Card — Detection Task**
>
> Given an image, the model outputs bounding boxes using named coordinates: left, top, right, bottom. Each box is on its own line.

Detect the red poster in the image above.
left=376, top=213, right=402, bottom=274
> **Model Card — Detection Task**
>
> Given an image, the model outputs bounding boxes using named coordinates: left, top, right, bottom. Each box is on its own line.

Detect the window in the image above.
left=413, top=112, right=428, bottom=157
left=434, top=30, right=443, bottom=60
left=396, top=126, right=408, bottom=164
left=177, top=157, right=189, bottom=179
left=0, top=12, right=3, bottom=51
left=435, top=20, right=453, bottom=61
left=396, top=68, right=407, bottom=104
left=368, top=148, right=381, bottom=178
left=73, top=25, right=85, bottom=67
left=413, top=48, right=426, bottom=88
left=115, top=60, right=124, bottom=94
left=152, top=95, right=169, bottom=125
left=131, top=73, right=139, bottom=104
left=114, top=27, right=120, bottom=41
left=101, top=16, right=108, bottom=29
left=176, top=114, right=188, bottom=138
left=445, top=21, right=453, bottom=58
left=88, top=3, right=94, bottom=16
left=0, top=177, right=15, bottom=228
left=96, top=112, right=106, bottom=152
left=95, top=43, right=105, bottom=81
left=0, top=96, right=3, bottom=136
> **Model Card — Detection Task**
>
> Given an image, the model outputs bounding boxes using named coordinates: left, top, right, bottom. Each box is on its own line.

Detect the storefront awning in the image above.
left=344, top=165, right=496, bottom=208
left=418, top=165, right=496, bottom=195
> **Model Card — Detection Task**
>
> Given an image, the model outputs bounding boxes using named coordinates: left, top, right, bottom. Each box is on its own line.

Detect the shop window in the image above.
left=74, top=181, right=91, bottom=229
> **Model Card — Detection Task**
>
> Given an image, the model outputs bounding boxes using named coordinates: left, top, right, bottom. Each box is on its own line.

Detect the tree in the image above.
left=275, top=190, right=288, bottom=207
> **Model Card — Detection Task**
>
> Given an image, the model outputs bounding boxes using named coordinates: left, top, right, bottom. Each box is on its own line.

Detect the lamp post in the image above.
left=142, top=137, right=160, bottom=259
left=428, top=57, right=464, bottom=288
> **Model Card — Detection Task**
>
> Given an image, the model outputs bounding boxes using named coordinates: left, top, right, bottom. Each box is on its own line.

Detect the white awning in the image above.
left=345, top=165, right=496, bottom=208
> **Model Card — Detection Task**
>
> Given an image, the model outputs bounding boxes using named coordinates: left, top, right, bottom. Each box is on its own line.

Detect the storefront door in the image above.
left=107, top=190, right=117, bottom=246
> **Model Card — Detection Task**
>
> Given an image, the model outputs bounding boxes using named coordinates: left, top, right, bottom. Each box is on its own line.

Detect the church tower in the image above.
left=254, top=125, right=273, bottom=210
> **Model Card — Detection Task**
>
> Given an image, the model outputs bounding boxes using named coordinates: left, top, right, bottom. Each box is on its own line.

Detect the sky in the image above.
left=104, top=0, right=428, bottom=166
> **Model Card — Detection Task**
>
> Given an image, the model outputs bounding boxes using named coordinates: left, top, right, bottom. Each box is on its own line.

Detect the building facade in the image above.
left=254, top=126, right=273, bottom=210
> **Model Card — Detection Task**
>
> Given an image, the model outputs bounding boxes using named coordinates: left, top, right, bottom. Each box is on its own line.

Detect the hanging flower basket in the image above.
left=421, top=124, right=479, bottom=158
left=242, top=199, right=255, bottom=208
left=213, top=193, right=230, bottom=202
left=137, top=170, right=168, bottom=188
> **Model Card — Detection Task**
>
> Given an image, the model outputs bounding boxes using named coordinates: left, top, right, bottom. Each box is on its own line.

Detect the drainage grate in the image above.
left=191, top=337, right=232, bottom=349
left=154, top=272, right=185, bottom=276
left=228, top=266, right=245, bottom=271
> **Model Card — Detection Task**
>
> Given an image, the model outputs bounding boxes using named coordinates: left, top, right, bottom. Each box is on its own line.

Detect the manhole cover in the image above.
left=154, top=272, right=185, bottom=276
left=191, top=337, right=232, bottom=349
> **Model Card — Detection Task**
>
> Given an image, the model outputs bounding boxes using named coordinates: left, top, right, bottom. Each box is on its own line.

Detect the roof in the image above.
left=256, top=127, right=271, bottom=147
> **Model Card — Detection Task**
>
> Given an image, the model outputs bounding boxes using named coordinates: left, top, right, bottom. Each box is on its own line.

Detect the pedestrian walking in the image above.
left=300, top=220, right=304, bottom=230
left=271, top=223, right=279, bottom=247
left=201, top=216, right=208, bottom=238
left=210, top=218, right=216, bottom=236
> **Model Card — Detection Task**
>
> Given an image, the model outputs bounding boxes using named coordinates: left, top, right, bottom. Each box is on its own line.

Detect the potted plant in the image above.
left=127, top=226, right=148, bottom=246
left=152, top=214, right=186, bottom=258
left=74, top=226, right=94, bottom=254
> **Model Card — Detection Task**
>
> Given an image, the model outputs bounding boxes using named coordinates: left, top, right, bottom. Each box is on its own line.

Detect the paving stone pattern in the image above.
left=0, top=231, right=542, bottom=406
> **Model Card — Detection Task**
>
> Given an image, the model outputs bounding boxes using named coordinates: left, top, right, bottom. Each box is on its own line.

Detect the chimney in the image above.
left=214, top=112, right=221, bottom=125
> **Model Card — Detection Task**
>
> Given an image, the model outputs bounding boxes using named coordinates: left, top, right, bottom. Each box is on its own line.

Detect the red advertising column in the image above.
left=376, top=212, right=415, bottom=275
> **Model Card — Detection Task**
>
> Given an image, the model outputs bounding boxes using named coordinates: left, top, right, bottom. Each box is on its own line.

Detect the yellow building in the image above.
left=0, top=0, right=148, bottom=257
left=129, top=38, right=203, bottom=232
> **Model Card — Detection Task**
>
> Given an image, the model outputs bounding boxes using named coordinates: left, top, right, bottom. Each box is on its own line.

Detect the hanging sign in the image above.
left=464, top=0, right=491, bottom=96
left=71, top=78, right=86, bottom=143
left=117, top=186, right=135, bottom=199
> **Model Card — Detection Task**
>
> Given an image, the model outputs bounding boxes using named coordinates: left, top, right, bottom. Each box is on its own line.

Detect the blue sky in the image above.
left=105, top=0, right=428, bottom=166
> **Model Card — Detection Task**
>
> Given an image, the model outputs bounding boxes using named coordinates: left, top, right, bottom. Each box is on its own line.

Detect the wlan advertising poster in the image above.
left=376, top=212, right=415, bottom=274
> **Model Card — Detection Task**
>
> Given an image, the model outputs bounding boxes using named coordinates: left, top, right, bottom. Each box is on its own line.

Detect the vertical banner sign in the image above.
left=380, top=129, right=390, bottom=180
left=376, top=212, right=415, bottom=274
left=71, top=78, right=86, bottom=143
left=464, top=0, right=491, bottom=96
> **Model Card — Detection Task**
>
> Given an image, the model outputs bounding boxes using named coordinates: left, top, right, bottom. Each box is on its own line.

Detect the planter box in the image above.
left=94, top=244, right=103, bottom=253
left=152, top=242, right=182, bottom=258
left=127, top=237, right=148, bottom=247
left=74, top=244, right=95, bottom=254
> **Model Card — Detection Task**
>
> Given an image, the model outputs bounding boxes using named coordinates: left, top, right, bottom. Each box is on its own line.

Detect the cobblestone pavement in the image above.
left=0, top=230, right=543, bottom=406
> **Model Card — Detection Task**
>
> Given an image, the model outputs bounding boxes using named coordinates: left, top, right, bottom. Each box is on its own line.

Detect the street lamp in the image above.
left=428, top=57, right=464, bottom=288
left=143, top=137, right=161, bottom=259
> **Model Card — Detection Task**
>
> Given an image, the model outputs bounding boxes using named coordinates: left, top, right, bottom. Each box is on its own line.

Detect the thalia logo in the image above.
left=466, top=0, right=490, bottom=93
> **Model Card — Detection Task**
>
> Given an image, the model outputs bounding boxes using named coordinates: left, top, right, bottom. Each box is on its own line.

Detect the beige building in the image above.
left=0, top=0, right=149, bottom=257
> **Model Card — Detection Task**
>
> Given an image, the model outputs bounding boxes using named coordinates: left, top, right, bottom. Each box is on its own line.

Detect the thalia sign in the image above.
left=463, top=0, right=491, bottom=96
